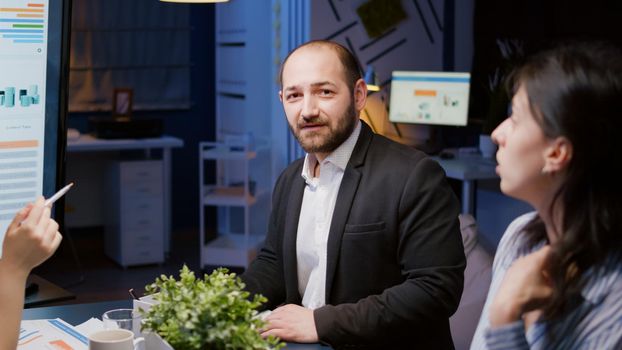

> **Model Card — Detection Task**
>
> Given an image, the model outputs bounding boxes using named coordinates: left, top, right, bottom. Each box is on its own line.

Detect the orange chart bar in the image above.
left=0, top=8, right=44, bottom=13
left=414, top=89, right=437, bottom=97
left=0, top=140, right=39, bottom=149
left=28, top=3, right=45, bottom=7
left=17, top=13, right=44, bottom=17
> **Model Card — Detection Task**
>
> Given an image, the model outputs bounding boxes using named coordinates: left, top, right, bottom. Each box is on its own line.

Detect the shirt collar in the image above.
left=301, top=120, right=361, bottom=183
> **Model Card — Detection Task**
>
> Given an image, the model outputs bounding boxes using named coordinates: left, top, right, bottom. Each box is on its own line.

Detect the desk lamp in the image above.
left=363, top=66, right=402, bottom=138
left=364, top=66, right=381, bottom=92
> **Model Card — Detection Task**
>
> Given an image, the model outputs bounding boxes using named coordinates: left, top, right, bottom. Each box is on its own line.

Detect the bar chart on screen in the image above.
left=0, top=138, right=41, bottom=257
left=0, top=84, right=41, bottom=108
left=0, top=0, right=46, bottom=55
left=0, top=0, right=48, bottom=115
left=0, top=140, right=40, bottom=215
left=0, top=1, right=48, bottom=257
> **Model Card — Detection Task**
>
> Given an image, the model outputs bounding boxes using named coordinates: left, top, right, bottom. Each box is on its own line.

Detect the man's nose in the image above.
left=301, top=96, right=319, bottom=119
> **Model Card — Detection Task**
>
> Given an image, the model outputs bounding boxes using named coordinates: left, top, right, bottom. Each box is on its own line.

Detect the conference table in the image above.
left=22, top=299, right=330, bottom=349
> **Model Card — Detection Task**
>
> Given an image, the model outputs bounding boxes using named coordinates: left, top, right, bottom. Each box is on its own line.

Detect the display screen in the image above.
left=0, top=0, right=68, bottom=255
left=389, top=71, right=470, bottom=126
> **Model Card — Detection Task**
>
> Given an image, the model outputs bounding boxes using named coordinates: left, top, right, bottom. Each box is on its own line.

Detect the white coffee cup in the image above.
left=89, top=329, right=145, bottom=350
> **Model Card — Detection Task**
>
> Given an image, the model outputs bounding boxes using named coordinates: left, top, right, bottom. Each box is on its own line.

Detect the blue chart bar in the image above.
left=0, top=29, right=44, bottom=34
left=0, top=19, right=45, bottom=23
left=13, top=40, right=44, bottom=44
left=3, top=34, right=44, bottom=39
left=0, top=9, right=46, bottom=48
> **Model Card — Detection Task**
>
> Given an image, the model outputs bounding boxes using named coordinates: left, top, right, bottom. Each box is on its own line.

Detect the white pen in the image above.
left=45, top=182, right=74, bottom=207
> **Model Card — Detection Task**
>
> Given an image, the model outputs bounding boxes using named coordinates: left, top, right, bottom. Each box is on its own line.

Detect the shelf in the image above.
left=198, top=138, right=270, bottom=268
left=201, top=234, right=265, bottom=267
left=201, top=146, right=256, bottom=160
left=202, top=186, right=258, bottom=206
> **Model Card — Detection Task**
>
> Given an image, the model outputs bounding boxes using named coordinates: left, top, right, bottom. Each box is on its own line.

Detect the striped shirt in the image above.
left=470, top=212, right=622, bottom=350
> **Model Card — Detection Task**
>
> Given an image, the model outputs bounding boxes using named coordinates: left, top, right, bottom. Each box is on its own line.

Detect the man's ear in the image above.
left=542, top=136, right=573, bottom=174
left=279, top=90, right=283, bottom=103
left=354, top=79, right=368, bottom=111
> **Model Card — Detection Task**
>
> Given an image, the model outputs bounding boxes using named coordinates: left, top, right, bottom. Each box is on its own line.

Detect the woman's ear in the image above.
left=542, top=136, right=573, bottom=174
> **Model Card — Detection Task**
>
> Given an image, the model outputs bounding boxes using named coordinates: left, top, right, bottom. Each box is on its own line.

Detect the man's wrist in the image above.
left=313, top=306, right=331, bottom=345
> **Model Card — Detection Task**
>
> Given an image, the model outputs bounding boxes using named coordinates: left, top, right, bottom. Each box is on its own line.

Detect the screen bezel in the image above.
left=44, top=0, right=71, bottom=226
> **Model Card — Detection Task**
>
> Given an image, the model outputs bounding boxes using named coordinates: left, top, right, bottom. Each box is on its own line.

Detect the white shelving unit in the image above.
left=201, top=0, right=273, bottom=269
left=199, top=141, right=269, bottom=268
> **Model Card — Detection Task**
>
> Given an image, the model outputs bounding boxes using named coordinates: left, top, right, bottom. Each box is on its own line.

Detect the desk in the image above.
left=66, top=135, right=184, bottom=254
left=432, top=153, right=499, bottom=215
left=24, top=274, right=75, bottom=309
left=23, top=300, right=329, bottom=349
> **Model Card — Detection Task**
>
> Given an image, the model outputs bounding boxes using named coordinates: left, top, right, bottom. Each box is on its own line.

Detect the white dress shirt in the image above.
left=296, top=121, right=361, bottom=310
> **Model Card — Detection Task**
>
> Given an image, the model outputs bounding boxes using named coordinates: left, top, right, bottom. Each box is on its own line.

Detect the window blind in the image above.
left=68, top=0, right=191, bottom=112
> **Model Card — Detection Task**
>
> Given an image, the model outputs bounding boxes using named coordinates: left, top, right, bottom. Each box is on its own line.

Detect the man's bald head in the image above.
left=279, top=40, right=362, bottom=93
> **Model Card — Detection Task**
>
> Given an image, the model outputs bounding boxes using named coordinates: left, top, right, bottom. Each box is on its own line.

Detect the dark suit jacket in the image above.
left=241, top=122, right=465, bottom=349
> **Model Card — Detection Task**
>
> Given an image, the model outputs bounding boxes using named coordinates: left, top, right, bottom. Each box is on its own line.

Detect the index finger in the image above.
left=535, top=244, right=551, bottom=258
left=22, top=196, right=46, bottom=226
left=531, top=245, right=552, bottom=269
left=6, top=205, right=30, bottom=233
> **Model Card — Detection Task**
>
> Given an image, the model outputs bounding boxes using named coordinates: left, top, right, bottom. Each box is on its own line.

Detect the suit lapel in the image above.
left=283, top=172, right=305, bottom=304
left=324, top=122, right=373, bottom=303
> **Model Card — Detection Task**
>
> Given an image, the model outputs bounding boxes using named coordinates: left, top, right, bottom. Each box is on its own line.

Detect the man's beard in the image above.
left=290, top=101, right=357, bottom=155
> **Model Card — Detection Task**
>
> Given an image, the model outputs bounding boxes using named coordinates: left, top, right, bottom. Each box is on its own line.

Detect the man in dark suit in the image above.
left=241, top=40, right=465, bottom=349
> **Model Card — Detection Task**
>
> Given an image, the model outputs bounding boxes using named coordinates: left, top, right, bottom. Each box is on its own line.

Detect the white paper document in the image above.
left=18, top=318, right=89, bottom=350
left=74, top=318, right=105, bottom=337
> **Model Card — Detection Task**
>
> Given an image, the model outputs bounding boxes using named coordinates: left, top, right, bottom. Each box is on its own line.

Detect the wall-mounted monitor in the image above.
left=0, top=0, right=70, bottom=255
left=389, top=71, right=470, bottom=126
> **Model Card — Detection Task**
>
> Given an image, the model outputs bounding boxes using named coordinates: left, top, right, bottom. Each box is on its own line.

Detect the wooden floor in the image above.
left=32, top=226, right=243, bottom=305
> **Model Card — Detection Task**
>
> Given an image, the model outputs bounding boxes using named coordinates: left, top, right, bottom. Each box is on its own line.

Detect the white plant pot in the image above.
left=144, top=332, right=174, bottom=350
left=479, top=134, right=497, bottom=159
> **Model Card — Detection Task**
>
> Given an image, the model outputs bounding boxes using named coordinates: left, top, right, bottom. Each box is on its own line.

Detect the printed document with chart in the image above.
left=19, top=319, right=89, bottom=350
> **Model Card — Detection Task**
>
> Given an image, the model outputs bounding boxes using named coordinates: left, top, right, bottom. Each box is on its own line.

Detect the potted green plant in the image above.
left=139, top=265, right=284, bottom=350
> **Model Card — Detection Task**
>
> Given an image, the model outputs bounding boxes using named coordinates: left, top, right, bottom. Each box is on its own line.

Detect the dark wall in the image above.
left=469, top=0, right=622, bottom=131
left=68, top=5, right=216, bottom=231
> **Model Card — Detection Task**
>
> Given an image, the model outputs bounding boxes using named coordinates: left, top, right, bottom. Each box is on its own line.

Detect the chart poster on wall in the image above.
left=0, top=0, right=68, bottom=256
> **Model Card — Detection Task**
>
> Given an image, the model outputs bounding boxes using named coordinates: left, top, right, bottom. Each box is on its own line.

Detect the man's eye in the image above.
left=287, top=93, right=300, bottom=100
left=320, top=90, right=333, bottom=95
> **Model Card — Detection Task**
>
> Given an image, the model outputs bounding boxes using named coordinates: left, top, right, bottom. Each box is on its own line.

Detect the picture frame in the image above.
left=112, top=88, right=133, bottom=117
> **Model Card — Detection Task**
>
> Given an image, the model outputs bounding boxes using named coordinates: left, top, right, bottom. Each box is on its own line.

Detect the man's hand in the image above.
left=489, top=245, right=553, bottom=327
left=261, top=304, right=319, bottom=343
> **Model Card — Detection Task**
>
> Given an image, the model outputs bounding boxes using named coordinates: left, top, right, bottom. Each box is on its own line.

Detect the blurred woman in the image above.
left=0, top=197, right=62, bottom=350
left=471, top=42, right=622, bottom=349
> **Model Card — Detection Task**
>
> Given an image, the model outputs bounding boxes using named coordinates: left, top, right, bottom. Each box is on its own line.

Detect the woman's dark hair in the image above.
left=279, top=40, right=362, bottom=92
left=512, top=41, right=622, bottom=320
